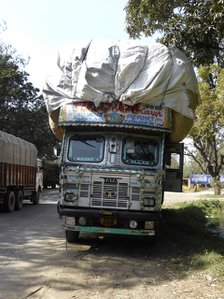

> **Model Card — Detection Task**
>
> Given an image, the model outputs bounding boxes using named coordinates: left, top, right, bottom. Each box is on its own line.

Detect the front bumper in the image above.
left=57, top=203, right=161, bottom=220
left=58, top=203, right=161, bottom=236
left=64, top=225, right=156, bottom=236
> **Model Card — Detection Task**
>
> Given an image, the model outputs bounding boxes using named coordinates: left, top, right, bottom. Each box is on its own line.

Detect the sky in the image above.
left=0, top=0, right=154, bottom=90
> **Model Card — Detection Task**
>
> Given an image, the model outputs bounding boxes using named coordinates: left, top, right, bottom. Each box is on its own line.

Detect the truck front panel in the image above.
left=58, top=130, right=165, bottom=237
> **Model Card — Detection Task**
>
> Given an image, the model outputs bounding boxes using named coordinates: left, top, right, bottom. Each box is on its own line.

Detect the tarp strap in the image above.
left=159, top=47, right=174, bottom=108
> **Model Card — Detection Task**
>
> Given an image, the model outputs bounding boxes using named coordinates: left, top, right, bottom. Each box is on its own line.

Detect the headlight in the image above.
left=65, top=193, right=78, bottom=202
left=129, top=220, right=138, bottom=229
left=143, top=198, right=155, bottom=207
left=78, top=216, right=87, bottom=226
left=142, top=192, right=155, bottom=207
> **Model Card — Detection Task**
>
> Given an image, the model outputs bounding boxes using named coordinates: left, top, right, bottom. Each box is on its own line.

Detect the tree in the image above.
left=183, top=157, right=203, bottom=178
left=125, top=1, right=224, bottom=194
left=0, top=51, right=56, bottom=158
left=185, top=65, right=224, bottom=194
left=125, top=0, right=224, bottom=67
left=0, top=23, right=56, bottom=158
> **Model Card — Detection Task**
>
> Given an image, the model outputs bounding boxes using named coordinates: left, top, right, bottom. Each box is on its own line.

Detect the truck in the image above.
left=43, top=40, right=200, bottom=242
left=0, top=130, right=43, bottom=212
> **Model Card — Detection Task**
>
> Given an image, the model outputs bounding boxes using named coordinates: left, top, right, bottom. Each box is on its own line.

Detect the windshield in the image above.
left=68, top=136, right=105, bottom=163
left=122, top=138, right=159, bottom=166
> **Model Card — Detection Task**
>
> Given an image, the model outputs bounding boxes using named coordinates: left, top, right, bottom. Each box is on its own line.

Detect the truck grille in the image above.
left=131, top=187, right=141, bottom=201
left=80, top=183, right=89, bottom=198
left=92, top=180, right=129, bottom=209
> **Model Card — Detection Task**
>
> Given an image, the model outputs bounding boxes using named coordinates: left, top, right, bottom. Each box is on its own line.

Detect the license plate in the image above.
left=100, top=217, right=117, bottom=227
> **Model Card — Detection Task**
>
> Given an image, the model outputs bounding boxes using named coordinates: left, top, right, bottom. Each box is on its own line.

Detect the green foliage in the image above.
left=179, top=200, right=223, bottom=220
left=164, top=203, right=207, bottom=235
left=162, top=200, right=224, bottom=280
left=188, top=65, right=224, bottom=194
left=125, top=0, right=224, bottom=66
left=0, top=25, right=57, bottom=158
left=183, top=158, right=203, bottom=177
left=125, top=2, right=224, bottom=193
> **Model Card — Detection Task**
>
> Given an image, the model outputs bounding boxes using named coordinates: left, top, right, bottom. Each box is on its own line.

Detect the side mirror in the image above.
left=53, top=144, right=61, bottom=158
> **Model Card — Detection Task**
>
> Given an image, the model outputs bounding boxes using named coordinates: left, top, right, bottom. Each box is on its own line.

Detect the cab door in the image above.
left=164, top=143, right=184, bottom=192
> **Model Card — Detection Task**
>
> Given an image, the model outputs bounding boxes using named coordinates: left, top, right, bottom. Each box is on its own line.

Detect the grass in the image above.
left=159, top=199, right=224, bottom=281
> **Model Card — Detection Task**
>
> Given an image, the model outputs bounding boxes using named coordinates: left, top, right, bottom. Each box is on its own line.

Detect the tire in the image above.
left=4, top=191, right=16, bottom=213
left=65, top=230, right=79, bottom=243
left=145, top=235, right=156, bottom=246
left=32, top=190, right=40, bottom=205
left=15, top=190, right=23, bottom=210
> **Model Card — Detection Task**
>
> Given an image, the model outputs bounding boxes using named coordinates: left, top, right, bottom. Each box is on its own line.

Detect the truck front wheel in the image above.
left=4, top=191, right=16, bottom=212
left=65, top=230, right=79, bottom=243
left=15, top=190, right=23, bottom=210
left=32, top=190, right=40, bottom=205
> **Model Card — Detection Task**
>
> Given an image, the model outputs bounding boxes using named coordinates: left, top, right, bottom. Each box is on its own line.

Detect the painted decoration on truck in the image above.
left=59, top=101, right=170, bottom=130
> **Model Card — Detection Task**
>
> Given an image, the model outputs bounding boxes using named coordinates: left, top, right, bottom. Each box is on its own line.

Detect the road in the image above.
left=0, top=190, right=63, bottom=299
left=0, top=190, right=223, bottom=299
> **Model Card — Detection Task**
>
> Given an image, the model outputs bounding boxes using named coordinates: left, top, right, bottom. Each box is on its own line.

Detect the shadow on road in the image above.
left=0, top=193, right=224, bottom=298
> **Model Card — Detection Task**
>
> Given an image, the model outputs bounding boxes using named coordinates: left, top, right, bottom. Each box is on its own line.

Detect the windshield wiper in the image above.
left=79, top=139, right=95, bottom=148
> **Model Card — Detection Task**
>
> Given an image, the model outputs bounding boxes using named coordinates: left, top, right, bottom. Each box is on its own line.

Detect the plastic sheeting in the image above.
left=43, top=40, right=200, bottom=141
left=0, top=131, right=37, bottom=166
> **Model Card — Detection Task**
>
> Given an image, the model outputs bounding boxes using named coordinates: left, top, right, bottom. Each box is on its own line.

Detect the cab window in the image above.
left=122, top=138, right=159, bottom=166
left=68, top=136, right=104, bottom=163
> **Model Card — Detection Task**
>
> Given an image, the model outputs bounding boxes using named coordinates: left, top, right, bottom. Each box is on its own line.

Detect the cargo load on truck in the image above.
left=0, top=131, right=42, bottom=212
left=43, top=40, right=200, bottom=142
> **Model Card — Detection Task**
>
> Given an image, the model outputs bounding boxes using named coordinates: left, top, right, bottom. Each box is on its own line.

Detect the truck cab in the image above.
left=56, top=101, right=182, bottom=242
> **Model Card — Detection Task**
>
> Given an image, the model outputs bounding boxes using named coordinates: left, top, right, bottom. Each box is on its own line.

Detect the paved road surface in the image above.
left=0, top=189, right=223, bottom=299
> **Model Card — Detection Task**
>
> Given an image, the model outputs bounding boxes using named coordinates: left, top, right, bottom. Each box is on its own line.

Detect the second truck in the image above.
left=0, top=130, right=43, bottom=212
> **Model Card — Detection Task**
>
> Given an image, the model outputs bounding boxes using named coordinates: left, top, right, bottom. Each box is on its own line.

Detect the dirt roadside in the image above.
left=0, top=190, right=224, bottom=299
left=163, top=189, right=216, bottom=206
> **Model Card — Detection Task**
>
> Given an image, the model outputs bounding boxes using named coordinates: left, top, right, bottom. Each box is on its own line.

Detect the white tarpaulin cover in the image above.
left=43, top=40, right=200, bottom=141
left=0, top=130, right=37, bottom=166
